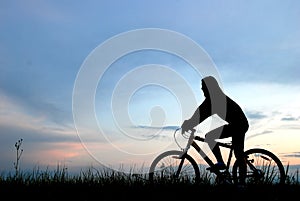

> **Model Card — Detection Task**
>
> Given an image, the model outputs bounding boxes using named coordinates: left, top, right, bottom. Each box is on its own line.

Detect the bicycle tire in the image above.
left=148, top=150, right=200, bottom=184
left=232, top=148, right=286, bottom=185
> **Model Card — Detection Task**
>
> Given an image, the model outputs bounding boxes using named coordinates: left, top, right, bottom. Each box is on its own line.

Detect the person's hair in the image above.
left=202, top=76, right=223, bottom=96
left=201, top=76, right=227, bottom=117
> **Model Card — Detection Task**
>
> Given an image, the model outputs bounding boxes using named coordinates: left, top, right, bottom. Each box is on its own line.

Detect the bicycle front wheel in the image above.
left=232, top=148, right=286, bottom=185
left=148, top=150, right=200, bottom=184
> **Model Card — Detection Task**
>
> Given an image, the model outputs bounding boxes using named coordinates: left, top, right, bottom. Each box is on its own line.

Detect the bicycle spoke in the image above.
left=149, top=150, right=200, bottom=184
left=232, top=148, right=285, bottom=185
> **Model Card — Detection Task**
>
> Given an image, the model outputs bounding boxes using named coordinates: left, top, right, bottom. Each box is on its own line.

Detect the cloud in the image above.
left=137, top=125, right=180, bottom=131
left=122, top=125, right=179, bottom=141
left=0, top=93, right=99, bottom=171
left=281, top=116, right=299, bottom=121
left=280, top=152, right=300, bottom=158
left=0, top=92, right=77, bottom=143
left=245, top=130, right=273, bottom=141
left=245, top=110, right=268, bottom=120
left=0, top=85, right=73, bottom=126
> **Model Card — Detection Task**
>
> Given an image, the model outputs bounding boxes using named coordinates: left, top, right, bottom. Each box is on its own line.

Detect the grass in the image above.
left=1, top=164, right=299, bottom=201
left=3, top=139, right=299, bottom=200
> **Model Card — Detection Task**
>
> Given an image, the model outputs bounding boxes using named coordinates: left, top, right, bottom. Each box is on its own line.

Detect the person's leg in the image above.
left=205, top=126, right=229, bottom=165
left=232, top=133, right=246, bottom=185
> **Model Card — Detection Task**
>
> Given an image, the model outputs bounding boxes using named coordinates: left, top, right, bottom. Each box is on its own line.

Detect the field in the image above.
left=1, top=165, right=299, bottom=201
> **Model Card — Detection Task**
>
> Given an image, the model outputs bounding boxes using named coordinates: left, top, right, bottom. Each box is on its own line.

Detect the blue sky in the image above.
left=1, top=0, right=300, bottom=174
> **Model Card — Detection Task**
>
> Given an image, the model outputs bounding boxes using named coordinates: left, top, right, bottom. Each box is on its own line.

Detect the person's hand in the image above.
left=181, top=120, right=189, bottom=134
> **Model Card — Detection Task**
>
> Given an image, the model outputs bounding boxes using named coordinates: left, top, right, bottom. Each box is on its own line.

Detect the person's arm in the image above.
left=187, top=107, right=201, bottom=128
left=181, top=106, right=201, bottom=133
left=181, top=100, right=210, bottom=133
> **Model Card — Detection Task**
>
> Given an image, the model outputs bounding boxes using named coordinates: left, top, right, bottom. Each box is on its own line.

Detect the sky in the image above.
left=1, top=0, right=300, bottom=175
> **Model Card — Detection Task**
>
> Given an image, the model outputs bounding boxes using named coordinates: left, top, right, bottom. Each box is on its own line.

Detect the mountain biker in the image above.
left=181, top=75, right=249, bottom=184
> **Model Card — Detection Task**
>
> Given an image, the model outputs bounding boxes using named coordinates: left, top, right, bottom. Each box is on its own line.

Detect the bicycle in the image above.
left=148, top=127, right=286, bottom=185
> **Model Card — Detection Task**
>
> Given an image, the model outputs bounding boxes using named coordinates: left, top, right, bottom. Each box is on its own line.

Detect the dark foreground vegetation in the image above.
left=1, top=166, right=299, bottom=201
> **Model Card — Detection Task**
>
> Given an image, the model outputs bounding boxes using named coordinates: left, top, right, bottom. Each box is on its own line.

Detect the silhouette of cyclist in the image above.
left=181, top=76, right=249, bottom=184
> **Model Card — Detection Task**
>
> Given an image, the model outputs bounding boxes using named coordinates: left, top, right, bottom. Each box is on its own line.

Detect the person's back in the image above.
left=222, top=95, right=249, bottom=132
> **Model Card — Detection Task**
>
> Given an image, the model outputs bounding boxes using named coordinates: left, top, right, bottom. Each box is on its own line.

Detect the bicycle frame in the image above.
left=149, top=128, right=286, bottom=185
left=175, top=128, right=234, bottom=174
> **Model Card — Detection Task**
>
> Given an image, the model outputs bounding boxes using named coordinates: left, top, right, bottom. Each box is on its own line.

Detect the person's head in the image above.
left=201, top=76, right=223, bottom=98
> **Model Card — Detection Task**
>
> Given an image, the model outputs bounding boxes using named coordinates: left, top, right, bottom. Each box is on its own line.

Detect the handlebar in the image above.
left=174, top=127, right=232, bottom=153
left=174, top=127, right=196, bottom=151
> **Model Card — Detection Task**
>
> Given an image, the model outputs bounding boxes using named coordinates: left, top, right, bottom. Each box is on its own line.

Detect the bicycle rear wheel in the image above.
left=148, top=150, right=200, bottom=184
left=232, top=148, right=286, bottom=185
